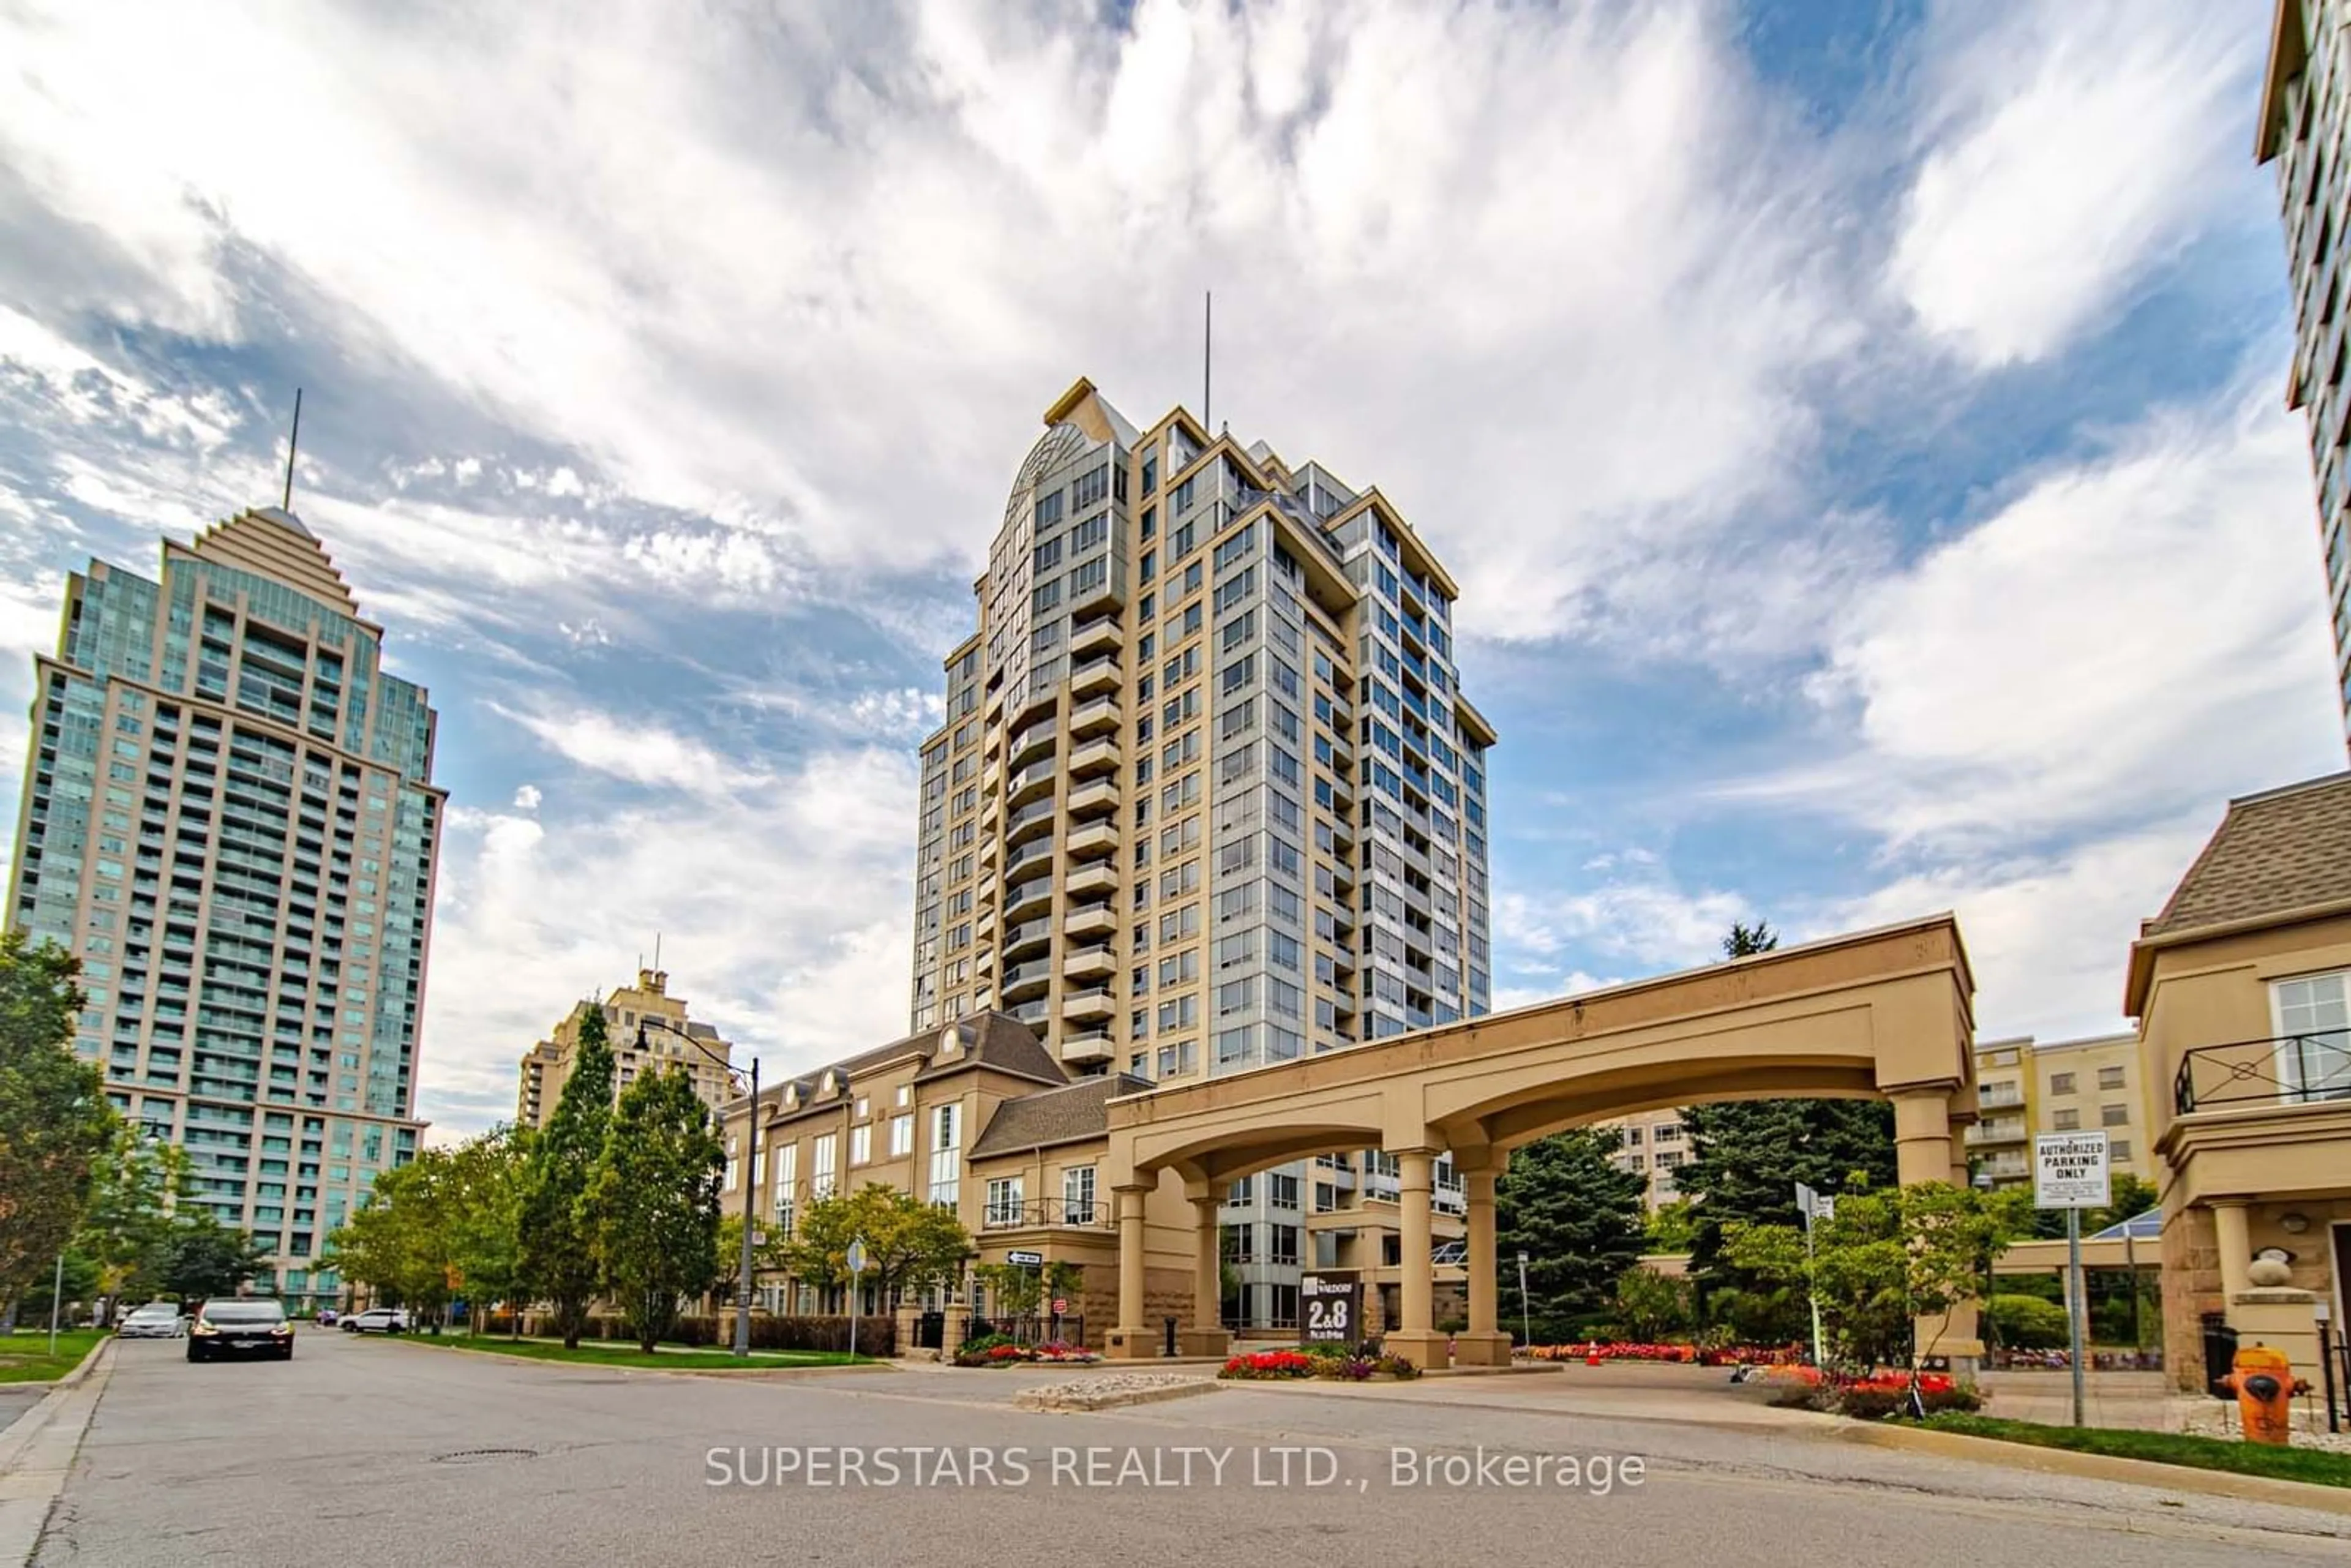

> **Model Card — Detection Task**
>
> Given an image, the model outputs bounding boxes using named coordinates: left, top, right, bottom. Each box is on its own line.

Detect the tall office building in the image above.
left=908, top=378, right=1495, bottom=1323
left=5, top=506, right=443, bottom=1308
left=2260, top=0, right=2351, bottom=743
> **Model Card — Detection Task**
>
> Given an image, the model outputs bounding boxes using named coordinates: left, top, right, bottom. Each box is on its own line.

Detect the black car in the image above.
left=187, top=1298, right=294, bottom=1362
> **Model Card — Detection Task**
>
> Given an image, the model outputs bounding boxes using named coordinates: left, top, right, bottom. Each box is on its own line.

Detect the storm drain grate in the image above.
left=431, top=1447, right=541, bottom=1465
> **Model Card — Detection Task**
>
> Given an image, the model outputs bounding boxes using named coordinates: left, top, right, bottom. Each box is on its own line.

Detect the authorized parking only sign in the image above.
left=2033, top=1131, right=2110, bottom=1210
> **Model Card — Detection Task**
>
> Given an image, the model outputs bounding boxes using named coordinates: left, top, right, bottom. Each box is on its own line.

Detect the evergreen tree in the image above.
left=0, top=932, right=116, bottom=1322
left=149, top=1214, right=272, bottom=1301
left=1494, top=1128, right=1646, bottom=1342
left=586, top=1065, right=724, bottom=1353
left=1678, top=920, right=1899, bottom=1336
left=521, top=1003, right=615, bottom=1348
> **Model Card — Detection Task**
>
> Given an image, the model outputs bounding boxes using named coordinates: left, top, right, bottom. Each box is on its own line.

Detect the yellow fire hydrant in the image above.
left=2222, top=1345, right=2297, bottom=1446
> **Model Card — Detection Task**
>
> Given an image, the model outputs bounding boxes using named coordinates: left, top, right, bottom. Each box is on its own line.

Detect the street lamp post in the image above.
left=1515, top=1250, right=1531, bottom=1351
left=640, top=1019, right=758, bottom=1359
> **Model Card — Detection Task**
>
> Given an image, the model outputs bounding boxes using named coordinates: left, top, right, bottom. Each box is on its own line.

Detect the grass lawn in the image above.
left=0, top=1329, right=108, bottom=1384
left=1922, top=1412, right=2351, bottom=1489
left=391, top=1334, right=871, bottom=1371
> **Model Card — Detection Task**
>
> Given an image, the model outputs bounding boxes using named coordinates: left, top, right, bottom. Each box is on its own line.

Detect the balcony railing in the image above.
left=980, top=1198, right=1111, bottom=1231
left=2173, top=1033, right=2351, bottom=1114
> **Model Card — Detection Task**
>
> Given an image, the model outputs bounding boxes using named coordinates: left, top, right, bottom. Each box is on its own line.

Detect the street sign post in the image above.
left=1005, top=1249, right=1044, bottom=1267
left=2033, top=1132, right=2110, bottom=1427
left=1794, top=1183, right=1830, bottom=1369
left=1299, top=1272, right=1361, bottom=1346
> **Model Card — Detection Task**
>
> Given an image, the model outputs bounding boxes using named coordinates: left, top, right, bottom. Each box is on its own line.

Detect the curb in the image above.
left=1014, top=1380, right=1221, bottom=1414
left=366, top=1334, right=893, bottom=1378
left=1832, top=1420, right=2351, bottom=1517
left=0, top=1339, right=115, bottom=1567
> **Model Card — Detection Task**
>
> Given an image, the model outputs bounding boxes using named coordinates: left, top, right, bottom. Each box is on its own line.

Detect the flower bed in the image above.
left=1524, top=1341, right=1802, bottom=1367
left=1221, top=1346, right=1421, bottom=1381
left=953, top=1334, right=1100, bottom=1368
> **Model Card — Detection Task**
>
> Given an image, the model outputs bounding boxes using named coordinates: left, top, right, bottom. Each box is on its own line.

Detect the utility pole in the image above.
left=1515, top=1250, right=1531, bottom=1350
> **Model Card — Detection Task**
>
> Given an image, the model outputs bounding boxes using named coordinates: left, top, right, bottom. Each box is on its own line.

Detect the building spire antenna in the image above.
left=1202, top=291, right=1212, bottom=435
left=653, top=931, right=662, bottom=972
left=281, top=388, right=303, bottom=511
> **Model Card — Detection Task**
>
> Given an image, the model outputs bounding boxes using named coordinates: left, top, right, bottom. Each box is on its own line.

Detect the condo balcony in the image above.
left=1068, top=737, right=1120, bottom=778
left=980, top=1195, right=1112, bottom=1232
left=999, top=958, right=1053, bottom=1003
left=1004, top=835, right=1055, bottom=877
left=1009, top=711, right=1059, bottom=766
left=1058, top=1030, right=1117, bottom=1067
left=1005, top=874, right=1054, bottom=924
left=1066, top=820, right=1119, bottom=861
left=1063, top=903, right=1117, bottom=940
left=2173, top=1033, right=2351, bottom=1114
left=1010, top=998, right=1049, bottom=1028
left=1009, top=683, right=1056, bottom=733
left=1063, top=986, right=1116, bottom=1024
left=1067, top=776, right=1120, bottom=818
left=1005, top=795, right=1058, bottom=848
left=1002, top=915, right=1054, bottom=959
left=1061, top=945, right=1116, bottom=982
left=1069, top=618, right=1122, bottom=659
left=1069, top=655, right=1120, bottom=699
left=1065, top=861, right=1119, bottom=898
left=1068, top=694, right=1121, bottom=739
left=1007, top=757, right=1057, bottom=806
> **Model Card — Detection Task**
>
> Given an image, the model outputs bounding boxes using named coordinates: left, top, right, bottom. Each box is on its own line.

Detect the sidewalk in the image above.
left=0, top=1338, right=112, bottom=1566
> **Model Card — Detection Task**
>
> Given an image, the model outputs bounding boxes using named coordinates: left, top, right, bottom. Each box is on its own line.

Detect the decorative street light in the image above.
left=639, top=1017, right=759, bottom=1359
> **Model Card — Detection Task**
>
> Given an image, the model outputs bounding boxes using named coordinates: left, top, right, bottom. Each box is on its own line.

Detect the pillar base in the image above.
left=1179, top=1329, right=1232, bottom=1359
left=1104, top=1327, right=1160, bottom=1360
left=1450, top=1331, right=1513, bottom=1367
left=1382, top=1329, right=1450, bottom=1370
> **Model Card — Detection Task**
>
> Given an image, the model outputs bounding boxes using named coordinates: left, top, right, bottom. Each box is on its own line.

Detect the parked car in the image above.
left=116, top=1302, right=187, bottom=1340
left=342, top=1307, right=410, bottom=1335
left=187, top=1298, right=294, bottom=1362
left=315, top=1308, right=339, bottom=1328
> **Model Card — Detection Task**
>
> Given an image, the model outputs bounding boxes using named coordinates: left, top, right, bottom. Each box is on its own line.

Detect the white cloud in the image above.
left=511, top=784, right=542, bottom=811
left=1785, top=382, right=2340, bottom=856
left=500, top=703, right=767, bottom=797
left=1889, top=0, right=2256, bottom=369
left=1496, top=871, right=1751, bottom=973
left=0, top=0, right=1854, bottom=641
left=416, top=746, right=918, bottom=1133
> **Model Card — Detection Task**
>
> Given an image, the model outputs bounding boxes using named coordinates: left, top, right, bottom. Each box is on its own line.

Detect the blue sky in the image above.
left=1, top=0, right=2341, bottom=1138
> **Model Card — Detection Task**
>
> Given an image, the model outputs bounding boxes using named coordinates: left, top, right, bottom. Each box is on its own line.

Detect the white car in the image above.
left=116, top=1302, right=186, bottom=1339
left=341, top=1307, right=410, bottom=1335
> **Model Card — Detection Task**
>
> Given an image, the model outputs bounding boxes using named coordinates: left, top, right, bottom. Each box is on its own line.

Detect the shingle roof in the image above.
left=969, top=1073, right=1152, bottom=1158
left=752, top=1012, right=1066, bottom=1128
left=2143, top=771, right=2351, bottom=938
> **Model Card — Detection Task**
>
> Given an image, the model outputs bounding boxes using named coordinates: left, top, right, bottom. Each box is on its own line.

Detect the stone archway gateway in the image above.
left=1101, top=914, right=1983, bottom=1369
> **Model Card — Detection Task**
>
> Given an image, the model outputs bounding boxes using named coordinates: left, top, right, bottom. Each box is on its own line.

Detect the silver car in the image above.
left=116, top=1302, right=186, bottom=1339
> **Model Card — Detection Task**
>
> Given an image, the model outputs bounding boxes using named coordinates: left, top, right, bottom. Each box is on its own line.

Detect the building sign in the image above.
left=1299, top=1272, right=1361, bottom=1346
left=1005, top=1250, right=1044, bottom=1267
left=2033, top=1131, right=2111, bottom=1210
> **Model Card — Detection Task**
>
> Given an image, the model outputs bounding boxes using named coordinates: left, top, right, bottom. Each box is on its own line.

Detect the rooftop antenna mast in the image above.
left=1202, top=292, right=1212, bottom=435
left=280, top=388, right=303, bottom=511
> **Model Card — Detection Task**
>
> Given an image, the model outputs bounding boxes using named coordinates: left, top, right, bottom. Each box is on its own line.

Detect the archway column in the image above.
left=1453, top=1159, right=1511, bottom=1366
left=1182, top=1195, right=1231, bottom=1358
left=1889, top=1086, right=1982, bottom=1373
left=1384, top=1147, right=1450, bottom=1369
left=1104, top=1182, right=1159, bottom=1360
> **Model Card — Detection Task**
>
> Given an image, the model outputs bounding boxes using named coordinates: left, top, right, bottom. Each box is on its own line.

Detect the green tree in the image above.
left=76, top=1131, right=189, bottom=1316
left=326, top=1152, right=457, bottom=1319
left=1725, top=1180, right=2023, bottom=1371
left=1610, top=1265, right=1695, bottom=1342
left=586, top=1066, right=724, bottom=1353
left=1678, top=921, right=1898, bottom=1335
left=1984, top=1292, right=2070, bottom=1351
left=150, top=1213, right=272, bottom=1302
left=0, top=932, right=115, bottom=1322
left=521, top=1004, right=616, bottom=1348
left=445, top=1127, right=532, bottom=1335
left=713, top=1211, right=792, bottom=1299
left=780, top=1185, right=972, bottom=1310
left=1494, top=1129, right=1646, bottom=1342
left=1644, top=1199, right=1699, bottom=1254
left=973, top=1262, right=1042, bottom=1319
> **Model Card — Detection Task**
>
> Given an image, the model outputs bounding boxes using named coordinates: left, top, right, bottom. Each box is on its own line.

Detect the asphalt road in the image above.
left=29, top=1334, right=2351, bottom=1567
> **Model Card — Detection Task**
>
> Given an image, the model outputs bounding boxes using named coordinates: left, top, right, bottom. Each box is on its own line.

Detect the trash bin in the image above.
left=2200, top=1313, right=2239, bottom=1400
left=1163, top=1316, right=1178, bottom=1358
